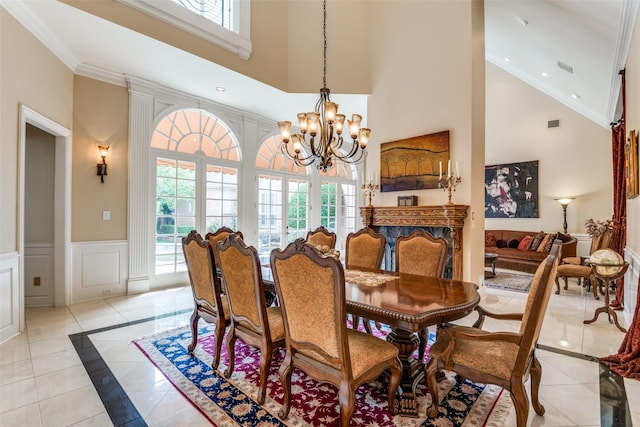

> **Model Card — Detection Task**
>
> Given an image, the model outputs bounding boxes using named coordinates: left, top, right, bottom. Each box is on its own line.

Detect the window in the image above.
left=152, top=108, right=240, bottom=275
left=118, top=0, right=251, bottom=59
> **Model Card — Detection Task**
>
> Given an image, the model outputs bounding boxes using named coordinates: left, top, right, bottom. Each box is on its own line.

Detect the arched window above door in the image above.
left=256, top=135, right=308, bottom=174
left=151, top=108, right=241, bottom=161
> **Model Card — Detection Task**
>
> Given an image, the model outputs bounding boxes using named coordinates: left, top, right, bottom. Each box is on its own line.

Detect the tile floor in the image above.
left=0, top=273, right=638, bottom=426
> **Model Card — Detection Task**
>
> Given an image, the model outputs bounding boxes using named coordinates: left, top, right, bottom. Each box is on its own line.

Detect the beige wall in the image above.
left=485, top=62, right=612, bottom=234
left=24, top=125, right=55, bottom=244
left=72, top=76, right=129, bottom=242
left=0, top=9, right=73, bottom=254
left=367, top=0, right=485, bottom=283
left=62, top=0, right=371, bottom=95
left=626, top=9, right=640, bottom=257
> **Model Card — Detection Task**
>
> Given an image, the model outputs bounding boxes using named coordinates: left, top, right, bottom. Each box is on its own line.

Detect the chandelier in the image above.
left=277, top=0, right=370, bottom=173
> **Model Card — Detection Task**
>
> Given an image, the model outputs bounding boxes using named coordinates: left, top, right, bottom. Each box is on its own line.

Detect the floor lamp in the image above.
left=555, top=198, right=575, bottom=233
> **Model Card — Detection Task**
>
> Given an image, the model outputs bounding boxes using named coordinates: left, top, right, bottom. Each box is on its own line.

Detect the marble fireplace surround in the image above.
left=359, top=205, right=469, bottom=281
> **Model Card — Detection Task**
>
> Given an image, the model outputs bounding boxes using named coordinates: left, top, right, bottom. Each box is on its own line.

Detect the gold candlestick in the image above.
left=438, top=175, right=462, bottom=205
left=362, top=181, right=380, bottom=207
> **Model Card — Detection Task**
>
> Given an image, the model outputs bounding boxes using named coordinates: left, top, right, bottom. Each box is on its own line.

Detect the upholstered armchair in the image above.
left=425, top=241, right=561, bottom=427
left=395, top=230, right=448, bottom=362
left=306, top=226, right=337, bottom=250
left=213, top=234, right=285, bottom=404
left=182, top=230, right=228, bottom=370
left=270, top=239, right=401, bottom=426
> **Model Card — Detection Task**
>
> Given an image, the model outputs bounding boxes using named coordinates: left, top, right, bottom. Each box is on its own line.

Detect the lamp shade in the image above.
left=555, top=197, right=575, bottom=206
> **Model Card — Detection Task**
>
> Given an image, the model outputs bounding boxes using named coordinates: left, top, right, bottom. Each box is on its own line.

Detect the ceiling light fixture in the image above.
left=541, top=72, right=548, bottom=77
left=572, top=93, right=581, bottom=99
left=505, top=57, right=511, bottom=62
left=215, top=87, right=225, bottom=92
left=277, top=0, right=369, bottom=173
left=519, top=18, right=529, bottom=26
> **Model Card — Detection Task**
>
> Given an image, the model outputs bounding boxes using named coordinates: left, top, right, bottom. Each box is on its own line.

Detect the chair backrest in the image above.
left=305, top=226, right=337, bottom=250
left=590, top=229, right=613, bottom=254
left=395, top=230, right=448, bottom=277
left=345, top=227, right=386, bottom=270
left=270, top=239, right=351, bottom=374
left=213, top=234, right=269, bottom=335
left=205, top=227, right=244, bottom=247
left=182, top=230, right=225, bottom=313
left=516, top=240, right=561, bottom=369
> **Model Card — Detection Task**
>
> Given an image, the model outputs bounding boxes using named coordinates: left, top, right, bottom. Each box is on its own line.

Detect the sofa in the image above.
left=485, top=230, right=577, bottom=274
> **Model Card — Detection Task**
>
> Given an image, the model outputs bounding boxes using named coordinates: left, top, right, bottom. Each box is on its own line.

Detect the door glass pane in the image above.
left=321, top=182, right=338, bottom=231
left=287, top=179, right=308, bottom=243
left=205, top=164, right=238, bottom=233
left=258, top=175, right=283, bottom=264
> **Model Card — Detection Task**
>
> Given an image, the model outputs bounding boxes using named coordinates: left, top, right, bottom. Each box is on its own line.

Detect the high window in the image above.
left=151, top=108, right=240, bottom=275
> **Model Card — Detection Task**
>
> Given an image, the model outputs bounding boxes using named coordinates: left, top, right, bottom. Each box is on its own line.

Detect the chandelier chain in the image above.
left=323, top=0, right=327, bottom=89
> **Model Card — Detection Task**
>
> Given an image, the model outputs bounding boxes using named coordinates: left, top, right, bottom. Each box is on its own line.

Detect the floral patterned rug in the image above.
left=134, top=324, right=511, bottom=426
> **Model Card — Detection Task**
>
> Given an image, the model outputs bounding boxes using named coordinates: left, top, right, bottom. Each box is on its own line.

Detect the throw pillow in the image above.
left=485, top=233, right=497, bottom=247
left=556, top=232, right=573, bottom=243
left=537, top=233, right=556, bottom=252
left=496, top=239, right=508, bottom=248
left=518, top=235, right=533, bottom=251
left=529, top=231, right=545, bottom=251
left=508, top=239, right=520, bottom=248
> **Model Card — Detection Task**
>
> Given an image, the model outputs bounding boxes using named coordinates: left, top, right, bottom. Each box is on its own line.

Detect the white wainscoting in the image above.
left=71, top=241, right=128, bottom=302
left=0, top=253, right=21, bottom=343
left=624, top=247, right=640, bottom=327
left=24, top=243, right=54, bottom=306
left=572, top=233, right=592, bottom=258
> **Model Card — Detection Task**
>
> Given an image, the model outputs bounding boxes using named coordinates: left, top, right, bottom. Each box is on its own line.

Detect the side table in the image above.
left=484, top=253, right=499, bottom=278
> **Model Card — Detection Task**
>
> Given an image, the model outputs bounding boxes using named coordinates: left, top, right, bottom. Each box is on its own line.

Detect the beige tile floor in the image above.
left=0, top=274, right=638, bottom=426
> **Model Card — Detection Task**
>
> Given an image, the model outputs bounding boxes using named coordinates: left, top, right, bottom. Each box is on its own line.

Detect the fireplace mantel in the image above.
left=359, top=205, right=469, bottom=280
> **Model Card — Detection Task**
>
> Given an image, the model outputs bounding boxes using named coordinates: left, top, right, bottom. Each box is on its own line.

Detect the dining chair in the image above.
left=182, top=230, right=228, bottom=370
left=213, top=234, right=285, bottom=404
left=395, top=229, right=448, bottom=361
left=305, top=226, right=337, bottom=250
left=345, top=227, right=387, bottom=333
left=270, top=239, right=402, bottom=426
left=425, top=240, right=562, bottom=427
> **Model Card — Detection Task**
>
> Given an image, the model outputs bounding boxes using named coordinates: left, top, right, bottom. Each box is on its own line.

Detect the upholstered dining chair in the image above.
left=182, top=230, right=228, bottom=370
left=306, top=225, right=337, bottom=249
left=213, top=234, right=285, bottom=404
left=270, top=239, right=402, bottom=426
left=345, top=227, right=387, bottom=333
left=395, top=229, right=448, bottom=362
left=425, top=240, right=561, bottom=427
left=555, top=229, right=611, bottom=298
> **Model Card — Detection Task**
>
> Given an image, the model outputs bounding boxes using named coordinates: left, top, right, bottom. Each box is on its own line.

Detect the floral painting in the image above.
left=485, top=160, right=539, bottom=218
left=380, top=130, right=449, bottom=192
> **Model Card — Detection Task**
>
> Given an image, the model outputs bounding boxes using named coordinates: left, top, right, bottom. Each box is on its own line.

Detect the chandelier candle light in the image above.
left=438, top=160, right=461, bottom=205
left=277, top=0, right=369, bottom=173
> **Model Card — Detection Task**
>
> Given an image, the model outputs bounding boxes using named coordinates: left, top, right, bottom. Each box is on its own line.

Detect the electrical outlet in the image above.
left=34, top=277, right=41, bottom=286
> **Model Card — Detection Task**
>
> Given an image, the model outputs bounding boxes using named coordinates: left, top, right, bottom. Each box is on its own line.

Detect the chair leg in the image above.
left=425, top=359, right=440, bottom=418
left=418, top=329, right=427, bottom=362
left=338, top=381, right=356, bottom=427
left=510, top=381, right=531, bottom=427
left=211, top=317, right=225, bottom=370
left=554, top=276, right=561, bottom=295
left=223, top=327, right=237, bottom=378
left=187, top=309, right=200, bottom=354
left=257, top=343, right=273, bottom=405
left=563, top=276, right=569, bottom=291
left=278, top=352, right=293, bottom=420
left=387, top=358, right=402, bottom=415
left=530, top=353, right=546, bottom=416
left=590, top=275, right=600, bottom=300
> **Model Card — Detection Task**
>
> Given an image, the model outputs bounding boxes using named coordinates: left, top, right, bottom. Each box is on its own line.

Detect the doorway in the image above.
left=18, top=105, right=71, bottom=325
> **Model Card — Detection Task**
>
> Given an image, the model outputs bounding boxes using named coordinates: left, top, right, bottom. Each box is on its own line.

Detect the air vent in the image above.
left=548, top=120, right=560, bottom=128
left=557, top=61, right=573, bottom=74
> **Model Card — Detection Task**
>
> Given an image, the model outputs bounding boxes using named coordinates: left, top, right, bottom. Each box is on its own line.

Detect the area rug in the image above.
left=134, top=324, right=511, bottom=426
left=485, top=270, right=534, bottom=293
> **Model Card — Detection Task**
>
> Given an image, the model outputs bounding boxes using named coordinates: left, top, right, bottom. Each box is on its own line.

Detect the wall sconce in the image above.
left=554, top=197, right=575, bottom=233
left=97, top=145, right=109, bottom=183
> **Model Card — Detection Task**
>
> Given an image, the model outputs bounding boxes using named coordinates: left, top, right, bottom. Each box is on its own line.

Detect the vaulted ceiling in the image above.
left=4, top=0, right=638, bottom=128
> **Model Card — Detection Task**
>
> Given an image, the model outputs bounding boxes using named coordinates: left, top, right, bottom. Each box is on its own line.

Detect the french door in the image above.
left=257, top=174, right=309, bottom=264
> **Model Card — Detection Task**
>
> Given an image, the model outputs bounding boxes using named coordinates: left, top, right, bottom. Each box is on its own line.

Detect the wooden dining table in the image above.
left=261, top=265, right=480, bottom=417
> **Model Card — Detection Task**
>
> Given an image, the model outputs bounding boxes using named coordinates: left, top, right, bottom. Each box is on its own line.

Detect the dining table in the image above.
left=261, top=265, right=480, bottom=417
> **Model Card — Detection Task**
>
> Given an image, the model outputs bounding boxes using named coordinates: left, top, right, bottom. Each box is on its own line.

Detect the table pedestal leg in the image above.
left=386, top=328, right=423, bottom=417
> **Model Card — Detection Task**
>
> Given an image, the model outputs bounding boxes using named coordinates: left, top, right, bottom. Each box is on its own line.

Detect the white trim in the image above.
left=71, top=241, right=128, bottom=302
left=623, top=246, right=640, bottom=327
left=117, top=0, right=252, bottom=60
left=0, top=253, right=20, bottom=343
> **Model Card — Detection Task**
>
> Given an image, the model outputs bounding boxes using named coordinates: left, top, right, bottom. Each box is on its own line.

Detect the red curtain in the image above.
left=610, top=70, right=627, bottom=310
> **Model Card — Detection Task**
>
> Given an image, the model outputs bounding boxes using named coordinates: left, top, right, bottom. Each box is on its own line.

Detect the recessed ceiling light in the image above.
left=541, top=72, right=548, bottom=77
left=216, top=87, right=225, bottom=92
left=519, top=18, right=529, bottom=26
left=505, top=57, right=511, bottom=62
left=571, top=93, right=581, bottom=99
